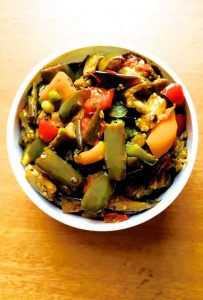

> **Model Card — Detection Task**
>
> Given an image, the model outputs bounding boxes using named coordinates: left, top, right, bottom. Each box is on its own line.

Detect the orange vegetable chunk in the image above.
left=39, top=71, right=76, bottom=101
left=146, top=109, right=177, bottom=158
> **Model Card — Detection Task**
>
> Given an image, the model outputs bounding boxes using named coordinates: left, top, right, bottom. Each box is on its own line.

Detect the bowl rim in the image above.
left=7, top=43, right=198, bottom=231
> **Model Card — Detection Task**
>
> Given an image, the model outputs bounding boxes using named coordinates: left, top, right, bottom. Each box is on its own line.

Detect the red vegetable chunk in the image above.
left=161, top=83, right=185, bottom=106
left=84, top=87, right=114, bottom=114
left=38, top=119, right=58, bottom=143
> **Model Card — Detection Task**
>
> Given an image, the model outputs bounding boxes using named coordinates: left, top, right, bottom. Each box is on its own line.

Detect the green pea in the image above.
left=41, top=100, right=55, bottom=114
left=48, top=89, right=62, bottom=103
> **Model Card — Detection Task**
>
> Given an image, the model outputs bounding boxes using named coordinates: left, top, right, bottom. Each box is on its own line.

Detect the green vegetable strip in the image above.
left=81, top=173, right=113, bottom=212
left=59, top=90, right=90, bottom=120
left=125, top=144, right=158, bottom=165
left=104, top=123, right=126, bottom=181
left=83, top=107, right=101, bottom=146
left=75, top=119, right=83, bottom=149
left=107, top=196, right=157, bottom=212
left=21, top=138, right=45, bottom=166
left=36, top=149, right=83, bottom=188
left=28, top=82, right=38, bottom=123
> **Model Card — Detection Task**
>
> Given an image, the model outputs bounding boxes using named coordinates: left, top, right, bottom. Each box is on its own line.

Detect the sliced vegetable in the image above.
left=83, top=54, right=102, bottom=77
left=126, top=144, right=158, bottom=165
left=21, top=138, right=45, bottom=166
left=94, top=70, right=140, bottom=88
left=48, top=123, right=76, bottom=150
left=81, top=173, right=113, bottom=212
left=98, top=53, right=124, bottom=71
left=74, top=141, right=105, bottom=165
left=25, top=164, right=56, bottom=201
left=83, top=107, right=102, bottom=146
left=39, top=71, right=76, bottom=101
left=146, top=109, right=177, bottom=158
left=84, top=87, right=114, bottom=114
left=36, top=149, right=83, bottom=189
left=27, top=82, right=38, bottom=123
left=59, top=90, right=91, bottom=120
left=104, top=122, right=126, bottom=181
left=161, top=83, right=185, bottom=106
left=74, top=119, right=83, bottom=149
left=107, top=196, right=157, bottom=212
left=38, top=119, right=58, bottom=143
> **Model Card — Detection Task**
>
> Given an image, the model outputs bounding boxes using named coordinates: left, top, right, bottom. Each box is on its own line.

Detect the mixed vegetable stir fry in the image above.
left=19, top=51, right=188, bottom=223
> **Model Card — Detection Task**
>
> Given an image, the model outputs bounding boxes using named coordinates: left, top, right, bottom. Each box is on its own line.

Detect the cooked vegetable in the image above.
left=74, top=119, right=83, bottom=149
left=19, top=109, right=35, bottom=145
left=59, top=90, right=91, bottom=120
left=107, top=196, right=157, bottom=212
left=48, top=124, right=76, bottom=150
left=84, top=87, right=114, bottom=114
left=126, top=143, right=158, bottom=165
left=27, top=82, right=38, bottom=123
left=82, top=107, right=102, bottom=146
left=48, top=89, right=62, bottom=103
left=36, top=149, right=83, bottom=189
left=94, top=70, right=140, bottom=88
left=25, top=164, right=56, bottom=201
left=41, top=100, right=55, bottom=114
left=74, top=76, right=92, bottom=89
left=161, top=83, right=185, bottom=106
left=74, top=141, right=105, bottom=165
left=81, top=173, right=113, bottom=212
left=146, top=109, right=177, bottom=158
left=83, top=54, right=102, bottom=77
left=38, top=119, right=58, bottom=143
left=19, top=50, right=188, bottom=223
left=104, top=122, right=126, bottom=181
left=98, top=53, right=124, bottom=71
left=135, top=93, right=166, bottom=132
left=39, top=71, right=76, bottom=101
left=21, top=138, right=45, bottom=166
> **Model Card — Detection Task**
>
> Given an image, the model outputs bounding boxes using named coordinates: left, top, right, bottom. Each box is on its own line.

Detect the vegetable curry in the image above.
left=19, top=51, right=188, bottom=223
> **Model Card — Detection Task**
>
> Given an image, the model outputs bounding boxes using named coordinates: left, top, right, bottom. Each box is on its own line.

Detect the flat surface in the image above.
left=0, top=0, right=203, bottom=299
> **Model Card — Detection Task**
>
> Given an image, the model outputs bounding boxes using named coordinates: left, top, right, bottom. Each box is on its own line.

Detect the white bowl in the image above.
left=7, top=44, right=198, bottom=231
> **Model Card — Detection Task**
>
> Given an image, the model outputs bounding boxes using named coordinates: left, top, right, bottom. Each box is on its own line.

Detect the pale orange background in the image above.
left=0, top=0, right=203, bottom=299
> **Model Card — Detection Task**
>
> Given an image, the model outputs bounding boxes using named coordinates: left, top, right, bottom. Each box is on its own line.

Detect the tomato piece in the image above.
left=84, top=87, right=114, bottom=114
left=38, top=119, right=58, bottom=143
left=161, top=83, right=185, bottom=106
left=104, top=213, right=128, bottom=223
left=176, top=114, right=186, bottom=135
